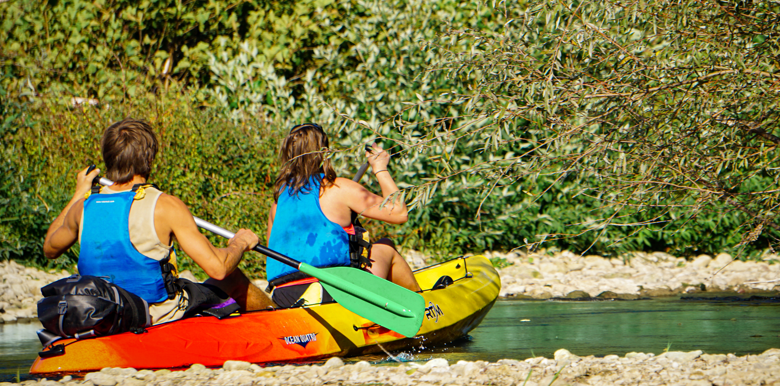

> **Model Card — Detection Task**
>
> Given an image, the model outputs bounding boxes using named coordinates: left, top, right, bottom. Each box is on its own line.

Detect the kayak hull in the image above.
left=30, top=255, right=500, bottom=375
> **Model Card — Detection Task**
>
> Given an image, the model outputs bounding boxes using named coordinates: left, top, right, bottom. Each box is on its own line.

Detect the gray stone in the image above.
left=761, top=348, right=780, bottom=357
left=323, top=357, right=344, bottom=368
left=117, top=378, right=145, bottom=386
left=661, top=350, right=702, bottom=364
left=553, top=349, right=578, bottom=361
left=84, top=373, right=118, bottom=386
left=223, top=360, right=252, bottom=371
left=701, top=354, right=727, bottom=365
left=625, top=352, right=649, bottom=361
left=691, top=255, right=712, bottom=269
left=496, top=359, right=521, bottom=367
left=710, top=253, right=733, bottom=269
left=416, top=358, right=448, bottom=374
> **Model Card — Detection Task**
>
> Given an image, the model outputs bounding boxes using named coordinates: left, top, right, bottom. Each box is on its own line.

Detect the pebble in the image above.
left=27, top=350, right=759, bottom=386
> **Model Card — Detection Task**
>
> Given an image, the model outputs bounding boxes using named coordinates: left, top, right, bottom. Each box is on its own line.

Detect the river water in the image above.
left=2, top=297, right=779, bottom=381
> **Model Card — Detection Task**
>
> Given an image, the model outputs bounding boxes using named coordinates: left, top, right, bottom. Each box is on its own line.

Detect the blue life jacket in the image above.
left=267, top=175, right=350, bottom=282
left=78, top=187, right=172, bottom=303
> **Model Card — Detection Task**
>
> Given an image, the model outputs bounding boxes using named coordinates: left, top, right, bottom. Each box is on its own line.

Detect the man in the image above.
left=43, top=118, right=275, bottom=325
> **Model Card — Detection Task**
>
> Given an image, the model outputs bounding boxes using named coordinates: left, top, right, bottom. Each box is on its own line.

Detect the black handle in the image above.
left=86, top=164, right=101, bottom=186
left=253, top=244, right=300, bottom=269
left=39, top=344, right=65, bottom=358
left=353, top=143, right=373, bottom=182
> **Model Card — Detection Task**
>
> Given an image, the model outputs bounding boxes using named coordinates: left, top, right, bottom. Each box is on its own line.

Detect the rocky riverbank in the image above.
left=2, top=250, right=779, bottom=324
left=3, top=349, right=779, bottom=386
left=485, top=250, right=780, bottom=300
left=0, top=260, right=69, bottom=324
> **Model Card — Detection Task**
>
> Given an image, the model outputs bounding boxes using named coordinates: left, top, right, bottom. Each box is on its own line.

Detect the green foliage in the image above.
left=3, top=0, right=778, bottom=275
left=0, top=0, right=353, bottom=102
left=0, top=83, right=281, bottom=276
left=489, top=256, right=511, bottom=269
left=385, top=0, right=780, bottom=259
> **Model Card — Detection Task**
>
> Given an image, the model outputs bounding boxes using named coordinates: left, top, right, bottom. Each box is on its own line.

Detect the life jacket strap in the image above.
left=159, top=254, right=180, bottom=300
left=348, top=225, right=373, bottom=270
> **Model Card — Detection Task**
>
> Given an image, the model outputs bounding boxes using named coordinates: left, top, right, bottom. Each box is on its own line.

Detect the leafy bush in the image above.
left=2, top=0, right=777, bottom=274
left=0, top=82, right=282, bottom=276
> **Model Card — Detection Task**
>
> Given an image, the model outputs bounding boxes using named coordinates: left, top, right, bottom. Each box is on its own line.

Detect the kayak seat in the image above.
left=433, top=275, right=454, bottom=290
left=272, top=279, right=336, bottom=308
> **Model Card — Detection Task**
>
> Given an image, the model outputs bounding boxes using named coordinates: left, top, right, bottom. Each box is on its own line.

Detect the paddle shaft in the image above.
left=353, top=143, right=372, bottom=182
left=96, top=176, right=415, bottom=318
left=353, top=163, right=369, bottom=182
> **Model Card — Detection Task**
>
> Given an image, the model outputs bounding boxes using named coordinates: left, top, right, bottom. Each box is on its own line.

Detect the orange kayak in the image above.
left=30, top=255, right=500, bottom=375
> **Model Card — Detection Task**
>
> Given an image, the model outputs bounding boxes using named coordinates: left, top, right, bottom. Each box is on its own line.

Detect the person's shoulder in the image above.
left=332, top=177, right=362, bottom=188
left=155, top=192, right=190, bottom=214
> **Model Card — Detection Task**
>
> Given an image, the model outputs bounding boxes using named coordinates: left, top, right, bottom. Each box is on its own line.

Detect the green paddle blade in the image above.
left=298, top=263, right=425, bottom=338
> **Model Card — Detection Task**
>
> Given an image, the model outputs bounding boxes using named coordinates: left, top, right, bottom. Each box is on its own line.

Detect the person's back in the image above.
left=267, top=174, right=351, bottom=283
left=43, top=118, right=274, bottom=327
left=266, top=123, right=420, bottom=308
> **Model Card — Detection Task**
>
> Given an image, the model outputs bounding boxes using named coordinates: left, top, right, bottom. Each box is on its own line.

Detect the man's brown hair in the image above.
left=273, top=123, right=336, bottom=201
left=101, top=118, right=158, bottom=184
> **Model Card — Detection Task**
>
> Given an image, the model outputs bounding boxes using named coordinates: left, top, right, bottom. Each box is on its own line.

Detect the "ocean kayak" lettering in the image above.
left=282, top=333, right=318, bottom=348
left=425, top=302, right=444, bottom=322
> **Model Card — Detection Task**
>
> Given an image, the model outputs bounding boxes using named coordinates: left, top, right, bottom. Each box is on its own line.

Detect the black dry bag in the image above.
left=37, top=275, right=150, bottom=345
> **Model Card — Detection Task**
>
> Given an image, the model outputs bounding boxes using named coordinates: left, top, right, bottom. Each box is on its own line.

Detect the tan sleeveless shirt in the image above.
left=79, top=186, right=188, bottom=324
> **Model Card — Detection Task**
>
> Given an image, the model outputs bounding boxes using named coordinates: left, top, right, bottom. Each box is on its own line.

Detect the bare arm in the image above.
left=156, top=195, right=259, bottom=280
left=344, top=143, right=409, bottom=224
left=43, top=166, right=101, bottom=258
left=267, top=202, right=277, bottom=241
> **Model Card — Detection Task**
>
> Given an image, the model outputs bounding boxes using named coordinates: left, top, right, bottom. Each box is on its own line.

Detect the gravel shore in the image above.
left=2, top=349, right=779, bottom=386
left=2, top=251, right=779, bottom=323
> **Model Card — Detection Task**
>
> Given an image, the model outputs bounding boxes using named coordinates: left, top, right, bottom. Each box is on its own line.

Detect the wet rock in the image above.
left=639, top=286, right=677, bottom=297
left=563, top=290, right=591, bottom=300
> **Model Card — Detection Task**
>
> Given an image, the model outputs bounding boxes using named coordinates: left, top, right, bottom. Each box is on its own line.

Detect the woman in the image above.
left=266, top=123, right=421, bottom=308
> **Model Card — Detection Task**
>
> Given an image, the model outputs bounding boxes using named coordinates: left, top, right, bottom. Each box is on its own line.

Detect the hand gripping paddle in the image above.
left=94, top=172, right=424, bottom=337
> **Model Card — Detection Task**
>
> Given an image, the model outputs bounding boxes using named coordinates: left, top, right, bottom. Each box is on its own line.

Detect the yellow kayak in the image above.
left=30, top=255, right=500, bottom=375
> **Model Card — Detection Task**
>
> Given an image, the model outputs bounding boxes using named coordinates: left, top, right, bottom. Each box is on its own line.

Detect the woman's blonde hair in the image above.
left=273, top=123, right=337, bottom=201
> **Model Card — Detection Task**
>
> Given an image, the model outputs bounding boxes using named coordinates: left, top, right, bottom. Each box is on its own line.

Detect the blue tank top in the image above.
left=267, top=175, right=350, bottom=282
left=78, top=190, right=170, bottom=303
